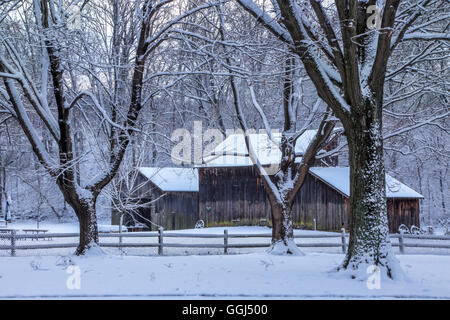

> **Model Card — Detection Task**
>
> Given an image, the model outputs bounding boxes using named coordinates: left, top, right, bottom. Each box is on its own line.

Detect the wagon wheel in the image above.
left=398, top=224, right=410, bottom=234
left=410, top=225, right=421, bottom=235
left=195, top=220, right=205, bottom=229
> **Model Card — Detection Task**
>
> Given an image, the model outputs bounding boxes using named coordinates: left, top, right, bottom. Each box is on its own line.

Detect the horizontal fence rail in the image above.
left=1, top=228, right=450, bottom=257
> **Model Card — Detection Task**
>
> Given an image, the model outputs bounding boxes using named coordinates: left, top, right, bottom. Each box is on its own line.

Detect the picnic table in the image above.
left=0, top=229, right=27, bottom=240
left=22, top=229, right=51, bottom=241
left=0, top=228, right=16, bottom=233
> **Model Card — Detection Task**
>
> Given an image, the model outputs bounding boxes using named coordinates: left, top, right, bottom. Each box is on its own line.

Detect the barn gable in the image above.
left=309, top=167, right=424, bottom=199
left=138, top=167, right=199, bottom=192
left=202, top=129, right=340, bottom=167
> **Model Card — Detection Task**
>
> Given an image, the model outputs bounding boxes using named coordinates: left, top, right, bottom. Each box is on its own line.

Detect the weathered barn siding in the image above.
left=387, top=198, right=420, bottom=233
left=125, top=191, right=199, bottom=231
left=199, top=166, right=270, bottom=226
left=292, top=174, right=348, bottom=230
left=199, top=167, right=420, bottom=232
left=199, top=167, right=348, bottom=231
left=115, top=172, right=199, bottom=231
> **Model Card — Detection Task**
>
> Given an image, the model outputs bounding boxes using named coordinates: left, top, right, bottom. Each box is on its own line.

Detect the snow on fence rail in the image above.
left=1, top=228, right=450, bottom=257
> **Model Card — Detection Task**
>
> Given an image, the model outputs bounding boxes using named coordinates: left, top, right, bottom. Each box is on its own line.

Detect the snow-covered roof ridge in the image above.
left=138, top=167, right=199, bottom=192
left=202, top=129, right=338, bottom=167
left=309, top=167, right=424, bottom=199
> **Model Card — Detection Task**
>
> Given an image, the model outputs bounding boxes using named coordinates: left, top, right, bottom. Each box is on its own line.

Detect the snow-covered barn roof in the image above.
left=202, top=130, right=327, bottom=167
left=309, top=167, right=424, bottom=199
left=138, top=167, right=199, bottom=192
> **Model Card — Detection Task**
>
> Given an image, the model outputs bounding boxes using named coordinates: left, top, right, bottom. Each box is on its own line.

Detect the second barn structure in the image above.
left=114, top=167, right=199, bottom=231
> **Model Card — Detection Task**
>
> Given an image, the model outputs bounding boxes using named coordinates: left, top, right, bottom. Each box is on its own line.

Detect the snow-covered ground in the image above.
left=0, top=252, right=449, bottom=299
left=1, top=223, right=450, bottom=299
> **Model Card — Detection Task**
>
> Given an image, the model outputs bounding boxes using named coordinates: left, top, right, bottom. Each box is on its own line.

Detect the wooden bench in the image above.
left=22, top=229, right=51, bottom=241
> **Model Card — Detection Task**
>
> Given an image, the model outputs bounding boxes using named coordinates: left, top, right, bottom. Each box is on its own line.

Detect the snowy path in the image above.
left=0, top=252, right=449, bottom=299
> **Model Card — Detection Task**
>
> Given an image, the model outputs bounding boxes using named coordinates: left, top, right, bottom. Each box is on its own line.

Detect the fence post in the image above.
left=341, top=228, right=346, bottom=253
left=119, top=215, right=123, bottom=249
left=158, top=227, right=164, bottom=255
left=313, top=219, right=317, bottom=231
left=399, top=230, right=405, bottom=254
left=224, top=229, right=228, bottom=254
left=10, top=230, right=16, bottom=257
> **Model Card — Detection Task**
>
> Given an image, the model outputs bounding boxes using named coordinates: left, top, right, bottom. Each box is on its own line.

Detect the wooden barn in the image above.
left=112, top=167, right=199, bottom=231
left=113, top=130, right=423, bottom=233
left=198, top=166, right=423, bottom=232
left=198, top=131, right=423, bottom=233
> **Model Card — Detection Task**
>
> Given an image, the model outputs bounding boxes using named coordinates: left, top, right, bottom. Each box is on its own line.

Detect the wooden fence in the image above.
left=1, top=228, right=450, bottom=257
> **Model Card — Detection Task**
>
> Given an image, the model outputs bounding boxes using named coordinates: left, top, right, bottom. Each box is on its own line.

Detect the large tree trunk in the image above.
left=341, top=104, right=402, bottom=279
left=0, top=166, right=3, bottom=217
left=71, top=196, right=100, bottom=256
left=267, top=195, right=303, bottom=256
left=439, top=170, right=446, bottom=216
left=1, top=166, right=7, bottom=220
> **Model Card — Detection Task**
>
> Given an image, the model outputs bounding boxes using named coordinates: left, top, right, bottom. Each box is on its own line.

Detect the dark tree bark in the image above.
left=73, top=196, right=99, bottom=255
left=342, top=100, right=396, bottom=276
left=0, top=165, right=3, bottom=217
left=439, top=170, right=446, bottom=216
left=266, top=192, right=296, bottom=251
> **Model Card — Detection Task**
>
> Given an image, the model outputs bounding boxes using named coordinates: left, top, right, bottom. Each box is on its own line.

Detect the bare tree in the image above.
left=230, top=76, right=336, bottom=254
left=235, top=0, right=449, bottom=278
left=183, top=3, right=339, bottom=254
left=0, top=0, right=222, bottom=254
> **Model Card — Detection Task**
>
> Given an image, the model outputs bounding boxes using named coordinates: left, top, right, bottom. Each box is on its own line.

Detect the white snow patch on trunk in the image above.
left=267, top=239, right=305, bottom=256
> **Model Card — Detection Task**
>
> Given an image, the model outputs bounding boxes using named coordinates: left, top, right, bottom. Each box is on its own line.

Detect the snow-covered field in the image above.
left=1, top=223, right=450, bottom=299
left=0, top=252, right=449, bottom=299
